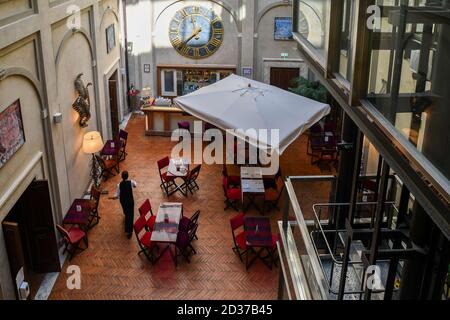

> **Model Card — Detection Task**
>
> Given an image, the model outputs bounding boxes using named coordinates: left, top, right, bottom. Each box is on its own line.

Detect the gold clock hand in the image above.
left=182, top=27, right=202, bottom=46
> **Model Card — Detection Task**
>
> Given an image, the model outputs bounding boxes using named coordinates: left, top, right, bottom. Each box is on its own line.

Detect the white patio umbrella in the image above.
left=174, top=74, right=330, bottom=154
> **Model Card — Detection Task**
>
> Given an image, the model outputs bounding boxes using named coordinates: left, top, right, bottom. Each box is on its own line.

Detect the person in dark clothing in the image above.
left=112, top=171, right=137, bottom=239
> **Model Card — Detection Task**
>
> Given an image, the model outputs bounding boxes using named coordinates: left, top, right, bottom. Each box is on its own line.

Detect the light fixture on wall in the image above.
left=53, top=112, right=63, bottom=124
left=82, top=131, right=104, bottom=187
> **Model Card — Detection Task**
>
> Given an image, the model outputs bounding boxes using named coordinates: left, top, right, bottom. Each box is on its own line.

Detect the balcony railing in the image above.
left=278, top=175, right=402, bottom=300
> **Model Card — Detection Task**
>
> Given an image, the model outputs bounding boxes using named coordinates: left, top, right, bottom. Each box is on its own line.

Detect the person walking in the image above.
left=111, top=171, right=137, bottom=239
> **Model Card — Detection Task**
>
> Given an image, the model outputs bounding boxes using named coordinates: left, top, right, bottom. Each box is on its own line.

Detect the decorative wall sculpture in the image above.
left=72, top=73, right=92, bottom=128
left=0, top=99, right=26, bottom=168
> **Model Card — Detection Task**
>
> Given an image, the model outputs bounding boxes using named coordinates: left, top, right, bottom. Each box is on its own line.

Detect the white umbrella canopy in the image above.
left=174, top=74, right=330, bottom=154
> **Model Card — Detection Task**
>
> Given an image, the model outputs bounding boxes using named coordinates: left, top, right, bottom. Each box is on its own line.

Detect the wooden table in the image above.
left=167, top=158, right=190, bottom=196
left=101, top=140, right=121, bottom=172
left=63, top=199, right=94, bottom=238
left=241, top=166, right=265, bottom=214
left=244, top=217, right=277, bottom=270
left=141, top=105, right=186, bottom=136
left=241, top=167, right=263, bottom=179
left=101, top=140, right=120, bottom=157
left=151, top=203, right=183, bottom=265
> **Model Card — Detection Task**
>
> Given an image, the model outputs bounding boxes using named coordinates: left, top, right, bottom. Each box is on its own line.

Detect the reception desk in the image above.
left=141, top=104, right=198, bottom=136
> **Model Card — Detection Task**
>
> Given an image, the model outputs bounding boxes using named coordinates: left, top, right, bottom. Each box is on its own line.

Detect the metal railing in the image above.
left=309, top=202, right=399, bottom=299
left=279, top=175, right=400, bottom=300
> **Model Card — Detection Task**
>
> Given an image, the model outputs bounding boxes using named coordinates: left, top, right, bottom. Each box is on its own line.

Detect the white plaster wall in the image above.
left=0, top=0, right=31, bottom=22
left=256, top=5, right=302, bottom=81
left=0, top=0, right=124, bottom=299
left=0, top=77, right=47, bottom=301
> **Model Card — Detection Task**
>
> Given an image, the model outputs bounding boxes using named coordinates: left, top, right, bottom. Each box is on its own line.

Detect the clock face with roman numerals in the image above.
left=169, top=6, right=224, bottom=59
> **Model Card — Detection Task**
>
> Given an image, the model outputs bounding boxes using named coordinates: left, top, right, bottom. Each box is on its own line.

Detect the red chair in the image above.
left=56, top=225, right=88, bottom=260
left=223, top=177, right=241, bottom=211
left=133, top=216, right=157, bottom=262
left=230, top=213, right=247, bottom=262
left=222, top=165, right=240, bottom=187
left=177, top=121, right=191, bottom=141
left=138, top=199, right=156, bottom=231
left=264, top=176, right=285, bottom=212
left=157, top=156, right=177, bottom=196
left=118, top=129, right=128, bottom=162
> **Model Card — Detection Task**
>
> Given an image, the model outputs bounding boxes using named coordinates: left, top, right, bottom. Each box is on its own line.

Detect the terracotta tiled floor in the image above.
left=49, top=114, right=335, bottom=300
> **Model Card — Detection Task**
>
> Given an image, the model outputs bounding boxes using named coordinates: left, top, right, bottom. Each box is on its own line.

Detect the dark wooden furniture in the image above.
left=244, top=217, right=278, bottom=270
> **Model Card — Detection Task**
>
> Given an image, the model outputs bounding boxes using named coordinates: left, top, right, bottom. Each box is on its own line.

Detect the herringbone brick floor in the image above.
left=49, top=114, right=333, bottom=300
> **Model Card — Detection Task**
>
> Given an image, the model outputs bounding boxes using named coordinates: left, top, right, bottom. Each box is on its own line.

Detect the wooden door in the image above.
left=2, top=221, right=26, bottom=298
left=109, top=79, right=120, bottom=141
left=21, top=180, right=61, bottom=273
left=270, top=67, right=300, bottom=91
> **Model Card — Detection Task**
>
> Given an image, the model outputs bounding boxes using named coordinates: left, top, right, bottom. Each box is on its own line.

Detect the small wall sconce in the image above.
left=53, top=112, right=63, bottom=124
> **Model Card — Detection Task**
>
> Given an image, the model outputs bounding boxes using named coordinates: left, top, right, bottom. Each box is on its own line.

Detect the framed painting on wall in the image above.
left=0, top=99, right=26, bottom=169
left=106, top=24, right=116, bottom=53
left=274, top=17, right=294, bottom=41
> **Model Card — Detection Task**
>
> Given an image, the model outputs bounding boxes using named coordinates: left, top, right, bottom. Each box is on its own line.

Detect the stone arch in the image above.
left=255, top=0, right=324, bottom=32
left=155, top=0, right=241, bottom=33
left=100, top=6, right=120, bottom=29
left=55, top=27, right=95, bottom=68
left=0, top=67, right=45, bottom=111
left=256, top=1, right=292, bottom=30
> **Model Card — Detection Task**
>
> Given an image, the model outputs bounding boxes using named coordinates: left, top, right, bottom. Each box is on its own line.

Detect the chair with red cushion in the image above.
left=133, top=216, right=157, bottom=262
left=177, top=121, right=191, bottom=141
left=96, top=154, right=118, bottom=180
left=230, top=213, right=247, bottom=262
left=56, top=225, right=88, bottom=260
left=157, top=156, right=177, bottom=196
left=222, top=165, right=241, bottom=187
left=223, top=177, right=241, bottom=211
left=324, top=121, right=337, bottom=133
left=138, top=199, right=156, bottom=231
left=264, top=176, right=285, bottom=212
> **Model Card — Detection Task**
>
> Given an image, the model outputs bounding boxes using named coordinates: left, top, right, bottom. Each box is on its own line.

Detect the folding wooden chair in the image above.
left=182, top=165, right=201, bottom=194
left=118, top=129, right=128, bottom=162
left=56, top=225, right=88, bottom=260
left=230, top=213, right=247, bottom=262
left=157, top=156, right=177, bottom=196
left=95, top=155, right=118, bottom=181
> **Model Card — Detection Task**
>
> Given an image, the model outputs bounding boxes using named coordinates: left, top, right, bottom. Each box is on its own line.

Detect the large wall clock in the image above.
left=169, top=6, right=224, bottom=59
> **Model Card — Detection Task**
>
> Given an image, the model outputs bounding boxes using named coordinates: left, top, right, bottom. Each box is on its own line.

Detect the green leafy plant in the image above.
left=289, top=76, right=328, bottom=103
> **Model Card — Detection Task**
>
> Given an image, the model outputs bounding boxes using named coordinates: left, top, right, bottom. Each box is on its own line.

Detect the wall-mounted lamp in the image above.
left=53, top=112, right=63, bottom=124
left=83, top=131, right=104, bottom=187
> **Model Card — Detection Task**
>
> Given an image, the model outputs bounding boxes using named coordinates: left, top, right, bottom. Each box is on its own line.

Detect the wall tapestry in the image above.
left=0, top=99, right=26, bottom=168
